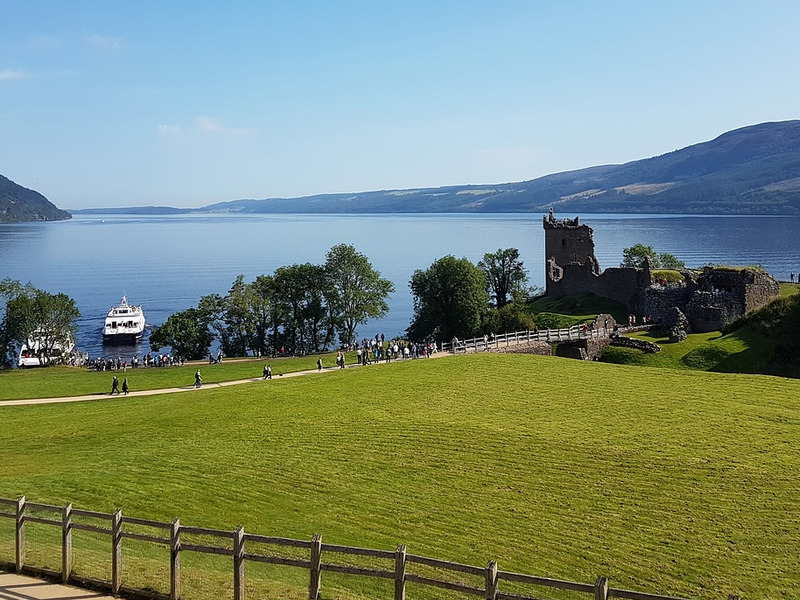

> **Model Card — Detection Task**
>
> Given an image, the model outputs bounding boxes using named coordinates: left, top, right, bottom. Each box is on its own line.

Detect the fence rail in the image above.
left=0, top=495, right=740, bottom=600
left=440, top=323, right=614, bottom=354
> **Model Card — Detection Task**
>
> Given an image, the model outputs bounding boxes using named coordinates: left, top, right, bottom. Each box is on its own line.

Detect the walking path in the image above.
left=0, top=354, right=448, bottom=407
left=0, top=572, right=114, bottom=600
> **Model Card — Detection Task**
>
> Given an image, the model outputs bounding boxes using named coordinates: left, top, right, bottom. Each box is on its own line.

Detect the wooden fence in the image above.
left=0, top=496, right=740, bottom=600
left=440, top=324, right=612, bottom=354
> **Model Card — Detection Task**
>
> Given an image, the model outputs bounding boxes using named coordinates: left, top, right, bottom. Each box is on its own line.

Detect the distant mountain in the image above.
left=0, top=175, right=71, bottom=223
left=200, top=120, right=800, bottom=215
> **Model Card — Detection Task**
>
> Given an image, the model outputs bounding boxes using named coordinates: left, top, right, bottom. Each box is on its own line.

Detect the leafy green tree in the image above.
left=478, top=248, right=529, bottom=308
left=274, top=263, right=329, bottom=353
left=658, top=252, right=686, bottom=270
left=149, top=307, right=215, bottom=359
left=324, top=244, right=394, bottom=346
left=408, top=255, right=488, bottom=342
left=620, top=244, right=686, bottom=269
left=620, top=244, right=659, bottom=268
left=220, top=275, right=255, bottom=357
left=0, top=280, right=79, bottom=367
left=250, top=274, right=277, bottom=356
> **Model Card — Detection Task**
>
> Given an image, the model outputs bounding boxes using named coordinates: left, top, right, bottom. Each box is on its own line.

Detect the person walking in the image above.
left=317, top=357, right=323, bottom=371
left=110, top=376, right=120, bottom=395
left=194, top=370, right=202, bottom=388
left=265, top=364, right=272, bottom=380
left=122, top=378, right=129, bottom=395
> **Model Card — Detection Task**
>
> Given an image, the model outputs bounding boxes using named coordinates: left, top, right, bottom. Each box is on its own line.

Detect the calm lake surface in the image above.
left=1, top=213, right=799, bottom=359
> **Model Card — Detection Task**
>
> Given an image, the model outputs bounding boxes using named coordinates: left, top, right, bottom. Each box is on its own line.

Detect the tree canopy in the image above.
left=0, top=278, right=80, bottom=367
left=150, top=244, right=394, bottom=357
left=478, top=248, right=529, bottom=308
left=408, top=255, right=489, bottom=342
left=149, top=307, right=215, bottom=360
left=324, top=244, right=394, bottom=347
left=620, top=244, right=686, bottom=269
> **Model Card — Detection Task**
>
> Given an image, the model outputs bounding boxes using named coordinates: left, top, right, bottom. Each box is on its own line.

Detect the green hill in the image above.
left=0, top=174, right=71, bottom=222
left=1, top=354, right=798, bottom=600
left=197, top=121, right=800, bottom=215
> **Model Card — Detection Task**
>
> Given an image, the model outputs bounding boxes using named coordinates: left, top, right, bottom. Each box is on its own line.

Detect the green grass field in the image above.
left=1, top=353, right=798, bottom=600
left=0, top=352, right=351, bottom=401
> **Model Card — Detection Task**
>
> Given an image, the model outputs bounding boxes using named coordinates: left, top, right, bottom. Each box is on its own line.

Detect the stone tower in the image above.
left=543, top=208, right=600, bottom=296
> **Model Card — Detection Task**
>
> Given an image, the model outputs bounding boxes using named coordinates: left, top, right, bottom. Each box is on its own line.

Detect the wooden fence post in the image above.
left=309, top=533, right=322, bottom=599
left=111, top=509, right=122, bottom=595
left=594, top=576, right=608, bottom=600
left=233, top=526, right=245, bottom=600
left=15, top=496, right=25, bottom=573
left=485, top=561, right=498, bottom=600
left=170, top=519, right=181, bottom=600
left=62, top=502, right=72, bottom=583
left=394, top=544, right=406, bottom=600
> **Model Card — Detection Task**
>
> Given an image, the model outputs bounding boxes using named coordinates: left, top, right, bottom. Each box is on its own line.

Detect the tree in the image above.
left=620, top=244, right=659, bottom=268
left=407, top=255, right=488, bottom=342
left=478, top=248, right=529, bottom=308
left=658, top=252, right=686, bottom=270
left=274, top=263, right=329, bottom=353
left=149, top=307, right=215, bottom=359
left=620, top=244, right=686, bottom=269
left=0, top=281, right=79, bottom=367
left=324, top=244, right=394, bottom=346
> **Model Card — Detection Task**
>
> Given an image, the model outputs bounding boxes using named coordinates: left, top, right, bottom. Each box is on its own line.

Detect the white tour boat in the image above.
left=18, top=332, right=75, bottom=368
left=103, top=296, right=146, bottom=342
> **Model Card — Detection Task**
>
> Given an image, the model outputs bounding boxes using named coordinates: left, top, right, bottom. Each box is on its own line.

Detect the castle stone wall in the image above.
left=541, top=211, right=780, bottom=333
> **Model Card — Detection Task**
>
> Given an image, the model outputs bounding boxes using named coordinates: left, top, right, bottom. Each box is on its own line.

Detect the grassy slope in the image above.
left=600, top=283, right=800, bottom=377
left=1, top=354, right=799, bottom=600
left=527, top=294, right=629, bottom=328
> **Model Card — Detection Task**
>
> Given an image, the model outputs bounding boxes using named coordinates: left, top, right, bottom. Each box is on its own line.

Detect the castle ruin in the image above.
left=543, top=210, right=780, bottom=332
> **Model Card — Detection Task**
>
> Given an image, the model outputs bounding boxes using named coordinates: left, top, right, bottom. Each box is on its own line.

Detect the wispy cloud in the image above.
left=86, top=35, right=124, bottom=50
left=195, top=116, right=256, bottom=136
left=159, top=117, right=256, bottom=137
left=0, top=69, right=29, bottom=81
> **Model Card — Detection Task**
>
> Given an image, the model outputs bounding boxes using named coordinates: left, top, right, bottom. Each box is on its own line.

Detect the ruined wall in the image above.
left=543, top=210, right=647, bottom=307
left=640, top=285, right=691, bottom=319
left=541, top=211, right=780, bottom=331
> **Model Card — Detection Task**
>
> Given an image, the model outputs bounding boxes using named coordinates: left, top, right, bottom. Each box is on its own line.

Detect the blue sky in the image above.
left=2, top=1, right=799, bottom=209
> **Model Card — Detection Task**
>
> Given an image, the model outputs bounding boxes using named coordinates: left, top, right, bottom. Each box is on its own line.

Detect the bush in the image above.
left=652, top=269, right=685, bottom=284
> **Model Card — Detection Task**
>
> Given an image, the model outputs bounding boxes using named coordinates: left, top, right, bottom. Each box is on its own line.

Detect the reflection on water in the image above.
left=1, top=212, right=799, bottom=359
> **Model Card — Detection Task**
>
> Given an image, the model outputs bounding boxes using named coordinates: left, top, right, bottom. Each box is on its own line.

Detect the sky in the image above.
left=2, top=1, right=799, bottom=209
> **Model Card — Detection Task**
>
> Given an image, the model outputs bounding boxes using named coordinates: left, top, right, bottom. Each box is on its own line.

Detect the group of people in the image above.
left=92, top=352, right=185, bottom=372
left=627, top=314, right=654, bottom=326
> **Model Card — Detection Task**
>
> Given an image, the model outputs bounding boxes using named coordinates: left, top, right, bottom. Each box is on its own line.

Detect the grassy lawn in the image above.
left=1, top=354, right=798, bottom=600
left=0, top=352, right=354, bottom=401
left=527, top=294, right=629, bottom=328
left=779, top=281, right=800, bottom=297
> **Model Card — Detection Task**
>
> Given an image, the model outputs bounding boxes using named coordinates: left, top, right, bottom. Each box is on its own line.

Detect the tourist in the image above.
left=194, top=370, right=202, bottom=388
left=264, top=365, right=272, bottom=380
left=317, top=357, right=323, bottom=371
left=122, top=378, right=129, bottom=395
left=110, top=376, right=120, bottom=395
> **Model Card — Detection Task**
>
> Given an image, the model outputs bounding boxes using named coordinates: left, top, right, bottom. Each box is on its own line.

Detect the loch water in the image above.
left=1, top=212, right=798, bottom=360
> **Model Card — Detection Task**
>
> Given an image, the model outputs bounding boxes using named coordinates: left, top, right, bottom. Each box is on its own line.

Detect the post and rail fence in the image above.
left=0, top=496, right=740, bottom=600
left=440, top=323, right=615, bottom=354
